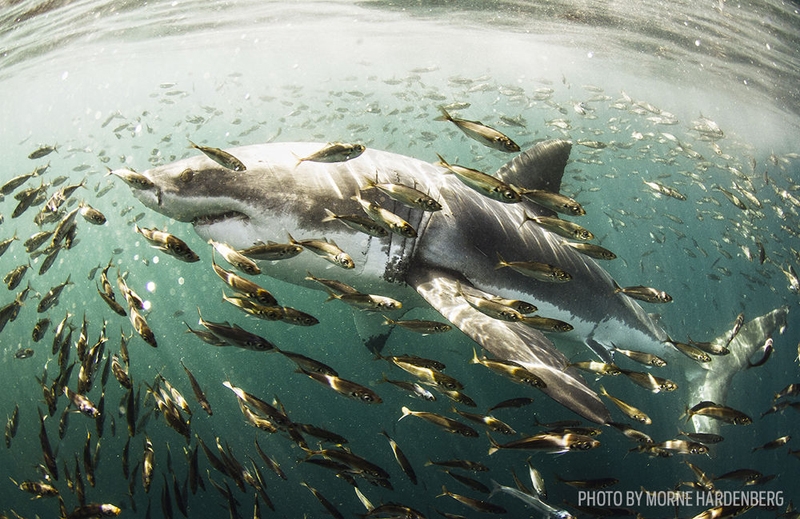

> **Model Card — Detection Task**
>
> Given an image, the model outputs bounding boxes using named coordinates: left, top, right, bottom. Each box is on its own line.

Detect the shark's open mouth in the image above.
left=192, top=210, right=249, bottom=227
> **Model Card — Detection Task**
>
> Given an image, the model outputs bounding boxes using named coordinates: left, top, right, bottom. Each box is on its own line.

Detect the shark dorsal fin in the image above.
left=494, top=139, right=571, bottom=194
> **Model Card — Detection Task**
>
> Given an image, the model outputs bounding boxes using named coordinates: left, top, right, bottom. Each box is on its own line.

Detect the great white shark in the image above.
left=117, top=140, right=789, bottom=428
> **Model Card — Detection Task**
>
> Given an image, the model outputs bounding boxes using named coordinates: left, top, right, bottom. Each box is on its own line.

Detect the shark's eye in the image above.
left=179, top=168, right=194, bottom=182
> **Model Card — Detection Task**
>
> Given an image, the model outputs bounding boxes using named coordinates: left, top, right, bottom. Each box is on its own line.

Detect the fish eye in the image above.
left=358, top=392, right=373, bottom=402
left=503, top=190, right=517, bottom=200
left=178, top=168, right=194, bottom=182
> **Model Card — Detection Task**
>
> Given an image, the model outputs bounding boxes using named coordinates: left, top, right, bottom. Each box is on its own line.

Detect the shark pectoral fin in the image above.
left=409, top=268, right=611, bottom=424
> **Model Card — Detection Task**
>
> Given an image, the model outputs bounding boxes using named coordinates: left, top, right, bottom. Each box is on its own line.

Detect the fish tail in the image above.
left=518, top=209, right=533, bottom=229
left=437, top=105, right=452, bottom=122
left=398, top=406, right=413, bottom=421
left=470, top=347, right=481, bottom=365
left=434, top=153, right=450, bottom=170
left=349, top=188, right=364, bottom=203
left=320, top=208, right=338, bottom=223
left=487, top=479, right=503, bottom=500
left=436, top=485, right=450, bottom=498
left=381, top=315, right=395, bottom=326
left=494, top=252, right=507, bottom=270
left=486, top=432, right=501, bottom=455
left=361, top=175, right=377, bottom=190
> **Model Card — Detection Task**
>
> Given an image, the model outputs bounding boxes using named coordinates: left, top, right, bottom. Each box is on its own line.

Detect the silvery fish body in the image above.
left=124, top=140, right=787, bottom=426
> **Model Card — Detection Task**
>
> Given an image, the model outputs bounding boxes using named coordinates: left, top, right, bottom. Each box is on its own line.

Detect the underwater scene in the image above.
left=0, top=1, right=799, bottom=518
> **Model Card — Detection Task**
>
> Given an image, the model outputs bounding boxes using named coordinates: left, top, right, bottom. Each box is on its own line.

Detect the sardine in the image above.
left=189, top=140, right=246, bottom=171
left=295, top=142, right=365, bottom=165
left=437, top=106, right=519, bottom=152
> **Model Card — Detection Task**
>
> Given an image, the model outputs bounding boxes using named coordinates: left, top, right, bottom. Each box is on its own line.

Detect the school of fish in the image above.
left=1, top=68, right=799, bottom=519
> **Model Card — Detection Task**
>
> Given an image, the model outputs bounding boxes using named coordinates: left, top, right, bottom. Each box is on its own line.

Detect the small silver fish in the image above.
left=321, top=208, right=390, bottom=238
left=613, top=282, right=672, bottom=303
left=352, top=190, right=417, bottom=238
left=495, top=253, right=572, bottom=282
left=209, top=239, right=259, bottom=274
left=79, top=202, right=107, bottom=225
left=189, top=140, right=246, bottom=171
left=295, top=142, right=365, bottom=165
left=28, top=144, right=58, bottom=159
left=288, top=233, right=354, bottom=269
left=362, top=177, right=442, bottom=212
left=437, top=106, right=519, bottom=152
left=520, top=189, right=585, bottom=216
left=135, top=225, right=200, bottom=263
left=521, top=212, right=594, bottom=241
left=238, top=240, right=304, bottom=261
left=437, top=154, right=520, bottom=203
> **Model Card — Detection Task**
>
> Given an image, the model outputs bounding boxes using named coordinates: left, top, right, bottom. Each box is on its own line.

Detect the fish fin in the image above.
left=381, top=315, right=395, bottom=326
left=470, top=347, right=481, bottom=365
left=486, top=432, right=501, bottom=455
left=436, top=105, right=453, bottom=122
left=352, top=310, right=393, bottom=354
left=685, top=306, right=788, bottom=434
left=585, top=337, right=614, bottom=364
left=494, top=139, right=571, bottom=200
left=494, top=251, right=507, bottom=270
left=361, top=176, right=377, bottom=190
left=408, top=267, right=610, bottom=424
left=320, top=208, right=338, bottom=223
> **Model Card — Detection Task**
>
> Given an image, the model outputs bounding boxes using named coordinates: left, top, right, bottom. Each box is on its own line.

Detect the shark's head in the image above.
left=119, top=143, right=390, bottom=250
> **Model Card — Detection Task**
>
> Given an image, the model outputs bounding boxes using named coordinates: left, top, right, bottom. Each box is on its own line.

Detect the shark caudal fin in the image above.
left=685, top=306, right=789, bottom=434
